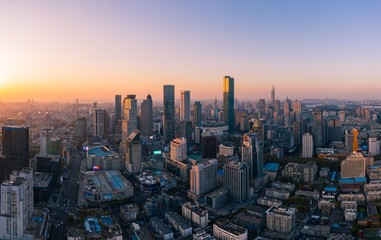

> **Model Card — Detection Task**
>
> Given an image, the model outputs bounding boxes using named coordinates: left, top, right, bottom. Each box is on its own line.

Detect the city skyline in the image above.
left=1, top=1, right=381, bottom=102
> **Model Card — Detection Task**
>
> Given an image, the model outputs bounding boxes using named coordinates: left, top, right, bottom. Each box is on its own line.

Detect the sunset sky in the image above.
left=0, top=1, right=381, bottom=102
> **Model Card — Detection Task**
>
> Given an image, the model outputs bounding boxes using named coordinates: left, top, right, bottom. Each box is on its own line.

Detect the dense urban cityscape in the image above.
left=1, top=78, right=381, bottom=239
left=1, top=1, right=381, bottom=240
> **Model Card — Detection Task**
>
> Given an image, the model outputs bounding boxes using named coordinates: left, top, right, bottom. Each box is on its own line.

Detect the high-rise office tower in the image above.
left=141, top=94, right=153, bottom=136
left=125, top=130, right=142, bottom=173
left=369, top=138, right=380, bottom=156
left=170, top=137, right=187, bottom=162
left=163, top=85, right=175, bottom=142
left=293, top=121, right=306, bottom=146
left=74, top=99, right=79, bottom=118
left=345, top=131, right=354, bottom=153
left=302, top=133, right=314, bottom=158
left=74, top=117, right=87, bottom=139
left=201, top=133, right=217, bottom=159
left=40, top=128, right=54, bottom=155
left=180, top=90, right=191, bottom=121
left=352, top=128, right=359, bottom=152
left=2, top=126, right=30, bottom=168
left=258, top=99, right=266, bottom=117
left=271, top=85, right=275, bottom=105
left=214, top=97, right=218, bottom=120
left=292, top=100, right=302, bottom=121
left=122, top=95, right=138, bottom=141
left=115, top=95, right=122, bottom=123
left=188, top=159, right=217, bottom=200
left=193, top=101, right=202, bottom=128
left=241, top=133, right=263, bottom=180
left=180, top=121, right=192, bottom=148
left=223, top=160, right=249, bottom=204
left=284, top=98, right=291, bottom=117
left=223, top=76, right=235, bottom=131
left=0, top=167, right=33, bottom=239
left=92, top=109, right=109, bottom=139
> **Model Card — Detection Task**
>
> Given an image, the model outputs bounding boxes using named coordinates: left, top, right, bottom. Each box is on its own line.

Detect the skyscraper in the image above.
left=115, top=95, right=122, bottom=123
left=201, top=133, right=217, bottom=159
left=223, top=160, right=249, bottom=204
left=258, top=99, right=266, bottom=117
left=302, top=133, right=314, bottom=158
left=369, top=138, right=380, bottom=156
left=271, top=84, right=275, bottom=105
left=193, top=101, right=202, bottom=128
left=141, top=94, right=153, bottom=136
left=241, top=133, right=263, bottom=180
left=122, top=95, right=138, bottom=141
left=2, top=126, right=30, bottom=167
left=180, top=90, right=191, bottom=121
left=223, top=76, right=235, bottom=131
left=125, top=130, right=142, bottom=173
left=170, top=137, right=187, bottom=162
left=180, top=120, right=192, bottom=148
left=0, top=168, right=33, bottom=239
left=163, top=85, right=175, bottom=142
left=92, top=109, right=109, bottom=139
left=188, top=159, right=217, bottom=200
left=40, top=128, right=54, bottom=155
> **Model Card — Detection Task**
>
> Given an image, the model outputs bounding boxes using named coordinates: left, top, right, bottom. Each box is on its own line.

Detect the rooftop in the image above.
left=85, top=170, right=132, bottom=193
left=88, top=146, right=115, bottom=157
left=165, top=211, right=192, bottom=230
left=264, top=162, right=280, bottom=172
left=33, top=172, right=53, bottom=188
left=215, top=221, right=247, bottom=236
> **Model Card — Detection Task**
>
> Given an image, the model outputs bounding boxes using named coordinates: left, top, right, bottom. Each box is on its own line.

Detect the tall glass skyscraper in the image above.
left=180, top=90, right=191, bottom=121
left=163, top=85, right=175, bottom=142
left=223, top=76, right=235, bottom=131
left=122, top=95, right=138, bottom=141
left=115, top=95, right=122, bottom=123
left=141, top=94, right=153, bottom=136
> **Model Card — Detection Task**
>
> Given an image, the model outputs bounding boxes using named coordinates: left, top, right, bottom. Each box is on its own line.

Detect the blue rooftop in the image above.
left=264, top=162, right=280, bottom=172
left=330, top=171, right=337, bottom=182
left=100, top=215, right=113, bottom=227
left=88, top=146, right=113, bottom=157
left=325, top=186, right=337, bottom=192
left=339, top=177, right=367, bottom=184
left=218, top=169, right=224, bottom=176
left=369, top=165, right=380, bottom=169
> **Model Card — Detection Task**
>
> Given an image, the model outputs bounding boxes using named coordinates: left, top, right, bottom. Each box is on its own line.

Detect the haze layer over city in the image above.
left=1, top=1, right=381, bottom=240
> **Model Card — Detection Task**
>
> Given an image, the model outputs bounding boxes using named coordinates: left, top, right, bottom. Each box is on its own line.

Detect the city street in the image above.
left=49, top=153, right=82, bottom=240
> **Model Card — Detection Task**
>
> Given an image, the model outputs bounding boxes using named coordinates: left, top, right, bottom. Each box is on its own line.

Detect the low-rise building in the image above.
left=165, top=211, right=192, bottom=237
left=182, top=202, right=209, bottom=228
left=257, top=196, right=282, bottom=208
left=150, top=216, right=174, bottom=240
left=83, top=170, right=133, bottom=203
left=282, top=162, right=317, bottom=182
left=205, top=188, right=228, bottom=209
left=271, top=181, right=295, bottom=192
left=344, top=209, right=357, bottom=222
left=295, top=190, right=320, bottom=201
left=265, top=188, right=290, bottom=200
left=120, top=204, right=139, bottom=223
left=338, top=193, right=365, bottom=203
left=213, top=221, right=248, bottom=240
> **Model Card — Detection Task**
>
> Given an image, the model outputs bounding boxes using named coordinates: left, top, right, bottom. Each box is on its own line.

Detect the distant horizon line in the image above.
left=1, top=97, right=381, bottom=105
